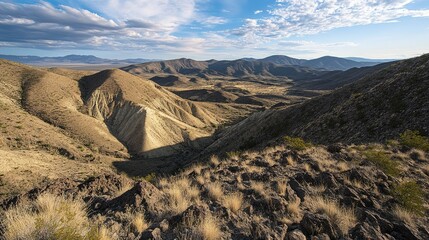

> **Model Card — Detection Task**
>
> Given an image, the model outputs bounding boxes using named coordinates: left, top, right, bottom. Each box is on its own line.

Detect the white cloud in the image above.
left=236, top=0, right=429, bottom=38
left=254, top=10, right=263, bottom=14
left=196, top=16, right=228, bottom=26
left=86, top=0, right=198, bottom=32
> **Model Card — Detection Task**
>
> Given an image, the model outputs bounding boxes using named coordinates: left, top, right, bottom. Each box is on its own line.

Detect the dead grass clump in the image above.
left=132, top=212, right=149, bottom=234
left=222, top=192, right=244, bottom=213
left=286, top=198, right=302, bottom=223
left=286, top=155, right=296, bottom=166
left=305, top=196, right=356, bottom=235
left=393, top=206, right=416, bottom=226
left=177, top=212, right=222, bottom=240
left=3, top=193, right=106, bottom=240
left=163, top=176, right=201, bottom=215
left=210, top=155, right=220, bottom=167
left=199, top=216, right=222, bottom=240
left=196, top=175, right=205, bottom=185
left=251, top=181, right=266, bottom=197
left=276, top=180, right=287, bottom=196
left=207, top=182, right=224, bottom=201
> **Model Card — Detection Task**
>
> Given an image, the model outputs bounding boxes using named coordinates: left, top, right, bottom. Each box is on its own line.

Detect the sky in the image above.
left=0, top=0, right=428, bottom=60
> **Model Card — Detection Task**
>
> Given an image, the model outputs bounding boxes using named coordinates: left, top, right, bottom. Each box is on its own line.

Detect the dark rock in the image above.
left=140, top=228, right=162, bottom=240
left=327, top=144, right=343, bottom=153
left=311, top=233, right=331, bottom=240
left=314, top=172, right=338, bottom=188
left=286, top=229, right=307, bottom=240
left=351, top=222, right=389, bottom=240
left=288, top=178, right=306, bottom=201
left=101, top=181, right=165, bottom=217
left=301, top=213, right=339, bottom=239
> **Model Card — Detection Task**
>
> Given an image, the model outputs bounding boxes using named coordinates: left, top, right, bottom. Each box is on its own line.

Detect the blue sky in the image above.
left=0, top=0, right=428, bottom=60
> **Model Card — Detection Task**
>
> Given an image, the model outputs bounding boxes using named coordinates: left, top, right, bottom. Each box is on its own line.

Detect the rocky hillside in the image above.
left=0, top=59, right=256, bottom=200
left=204, top=54, right=429, bottom=154
left=1, top=139, right=428, bottom=239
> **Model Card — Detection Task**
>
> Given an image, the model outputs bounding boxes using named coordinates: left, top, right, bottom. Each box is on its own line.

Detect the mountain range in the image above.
left=0, top=54, right=156, bottom=66
left=0, top=54, right=387, bottom=71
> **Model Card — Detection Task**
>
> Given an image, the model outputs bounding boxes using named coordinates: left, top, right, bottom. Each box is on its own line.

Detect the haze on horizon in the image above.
left=0, top=0, right=429, bottom=60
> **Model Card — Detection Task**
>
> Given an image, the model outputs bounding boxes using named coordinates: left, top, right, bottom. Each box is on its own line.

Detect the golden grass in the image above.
left=286, top=155, right=296, bottom=166
left=286, top=198, right=302, bottom=223
left=222, top=192, right=244, bottom=213
left=196, top=175, right=205, bottom=185
left=393, top=206, right=416, bottom=226
left=163, top=176, right=201, bottom=215
left=3, top=193, right=106, bottom=240
left=251, top=181, right=266, bottom=196
left=305, top=196, right=356, bottom=235
left=132, top=212, right=149, bottom=233
left=276, top=180, right=287, bottom=196
left=199, top=216, right=222, bottom=240
left=210, top=155, right=220, bottom=167
left=207, top=182, right=224, bottom=201
left=337, top=161, right=349, bottom=171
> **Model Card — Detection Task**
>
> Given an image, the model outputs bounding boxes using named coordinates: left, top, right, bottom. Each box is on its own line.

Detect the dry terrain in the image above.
left=0, top=54, right=428, bottom=240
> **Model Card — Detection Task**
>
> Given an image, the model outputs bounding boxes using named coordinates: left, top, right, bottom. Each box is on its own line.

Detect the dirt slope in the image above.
left=79, top=69, right=256, bottom=158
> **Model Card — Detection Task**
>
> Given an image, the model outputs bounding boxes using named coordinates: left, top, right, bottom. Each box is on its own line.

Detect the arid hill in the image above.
left=0, top=59, right=255, bottom=199
left=203, top=54, right=429, bottom=154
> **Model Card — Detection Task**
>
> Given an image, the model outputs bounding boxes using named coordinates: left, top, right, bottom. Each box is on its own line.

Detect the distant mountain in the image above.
left=346, top=57, right=398, bottom=63
left=0, top=54, right=156, bottom=65
left=258, top=55, right=305, bottom=66
left=301, top=56, right=379, bottom=71
left=122, top=58, right=326, bottom=79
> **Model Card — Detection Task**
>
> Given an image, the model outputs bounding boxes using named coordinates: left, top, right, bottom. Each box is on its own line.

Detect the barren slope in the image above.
left=80, top=69, right=256, bottom=158
left=203, top=54, right=429, bottom=154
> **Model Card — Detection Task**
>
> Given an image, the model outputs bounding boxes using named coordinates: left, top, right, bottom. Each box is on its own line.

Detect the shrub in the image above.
left=3, top=193, right=106, bottom=240
left=392, top=181, right=425, bottom=215
left=226, top=151, right=241, bottom=160
left=364, top=150, right=399, bottom=176
left=283, top=136, right=313, bottom=151
left=399, top=130, right=429, bottom=152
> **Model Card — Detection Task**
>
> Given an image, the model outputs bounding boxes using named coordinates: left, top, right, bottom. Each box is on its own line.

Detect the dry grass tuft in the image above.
left=393, top=206, right=416, bottom=226
left=276, top=180, right=287, bottom=196
left=251, top=181, right=266, bottom=196
left=132, top=212, right=149, bottom=234
left=199, top=216, right=222, bottom=240
left=163, top=176, right=201, bottom=214
left=210, top=155, right=220, bottom=167
left=305, top=196, right=356, bottom=235
left=337, top=161, right=349, bottom=171
left=286, top=155, right=296, bottom=166
left=286, top=198, right=302, bottom=223
left=207, top=182, right=224, bottom=201
left=196, top=175, right=205, bottom=185
left=222, top=192, right=244, bottom=213
left=3, top=193, right=106, bottom=240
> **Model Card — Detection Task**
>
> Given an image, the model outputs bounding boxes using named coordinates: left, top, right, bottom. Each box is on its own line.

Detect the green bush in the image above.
left=399, top=130, right=429, bottom=152
left=226, top=151, right=241, bottom=159
left=364, top=150, right=399, bottom=176
left=393, top=181, right=425, bottom=215
left=283, top=136, right=313, bottom=151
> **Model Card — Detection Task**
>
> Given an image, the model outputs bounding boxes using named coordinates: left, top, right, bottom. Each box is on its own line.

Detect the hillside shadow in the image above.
left=112, top=136, right=214, bottom=177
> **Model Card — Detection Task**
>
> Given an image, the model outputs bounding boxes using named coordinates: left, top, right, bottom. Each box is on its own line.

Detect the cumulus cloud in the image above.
left=85, top=0, right=197, bottom=31
left=236, top=0, right=429, bottom=38
left=254, top=10, right=263, bottom=14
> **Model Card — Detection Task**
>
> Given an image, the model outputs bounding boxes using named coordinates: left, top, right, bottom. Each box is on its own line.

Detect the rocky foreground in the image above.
left=1, top=136, right=428, bottom=240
